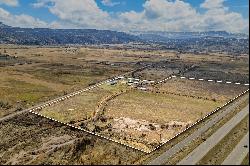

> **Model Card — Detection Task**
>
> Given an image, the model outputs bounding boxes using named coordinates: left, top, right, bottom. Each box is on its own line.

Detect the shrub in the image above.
left=0, top=101, right=12, bottom=110
left=148, top=124, right=156, bottom=130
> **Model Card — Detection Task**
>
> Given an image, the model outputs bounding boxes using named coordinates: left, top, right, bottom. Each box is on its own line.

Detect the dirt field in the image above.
left=40, top=83, right=130, bottom=123
left=0, top=113, right=144, bottom=165
left=102, top=89, right=223, bottom=151
left=32, top=77, right=247, bottom=152
left=0, top=45, right=143, bottom=118
left=0, top=44, right=249, bottom=163
left=156, top=78, right=248, bottom=103
left=183, top=59, right=249, bottom=83
left=131, top=67, right=179, bottom=81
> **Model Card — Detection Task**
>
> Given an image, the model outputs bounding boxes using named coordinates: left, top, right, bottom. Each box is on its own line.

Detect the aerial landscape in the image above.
left=0, top=0, right=249, bottom=165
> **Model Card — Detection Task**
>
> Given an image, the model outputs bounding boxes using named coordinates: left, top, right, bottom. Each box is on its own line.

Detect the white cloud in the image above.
left=3, top=0, right=249, bottom=34
left=119, top=0, right=200, bottom=32
left=31, top=1, right=48, bottom=8
left=200, top=0, right=248, bottom=33
left=32, top=0, right=112, bottom=29
left=200, top=0, right=225, bottom=9
left=0, top=7, right=48, bottom=28
left=143, top=0, right=197, bottom=20
left=118, top=0, right=248, bottom=33
left=101, top=0, right=120, bottom=7
left=0, top=0, right=19, bottom=7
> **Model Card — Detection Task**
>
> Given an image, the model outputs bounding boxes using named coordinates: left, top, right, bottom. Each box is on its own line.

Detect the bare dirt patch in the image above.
left=32, top=77, right=246, bottom=152
left=0, top=113, right=144, bottom=165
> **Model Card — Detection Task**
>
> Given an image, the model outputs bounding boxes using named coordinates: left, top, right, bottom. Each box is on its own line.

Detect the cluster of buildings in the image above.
left=108, top=76, right=155, bottom=91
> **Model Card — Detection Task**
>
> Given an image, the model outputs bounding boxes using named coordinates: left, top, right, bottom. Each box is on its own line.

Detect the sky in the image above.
left=0, top=0, right=249, bottom=34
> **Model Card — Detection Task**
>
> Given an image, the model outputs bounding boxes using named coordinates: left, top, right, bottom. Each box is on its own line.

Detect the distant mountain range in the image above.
left=0, top=22, right=140, bottom=45
left=130, top=30, right=248, bottom=55
left=130, top=31, right=249, bottom=42
left=0, top=22, right=11, bottom=28
left=0, top=22, right=249, bottom=55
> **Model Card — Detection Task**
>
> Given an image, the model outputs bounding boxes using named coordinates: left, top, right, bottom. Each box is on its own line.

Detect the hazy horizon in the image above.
left=0, top=0, right=249, bottom=34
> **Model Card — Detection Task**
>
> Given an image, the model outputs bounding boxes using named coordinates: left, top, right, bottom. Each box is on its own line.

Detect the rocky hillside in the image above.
left=0, top=23, right=140, bottom=45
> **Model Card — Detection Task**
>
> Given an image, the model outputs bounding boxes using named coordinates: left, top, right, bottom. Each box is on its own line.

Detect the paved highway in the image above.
left=178, top=105, right=249, bottom=165
left=148, top=94, right=249, bottom=165
left=222, top=132, right=249, bottom=165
